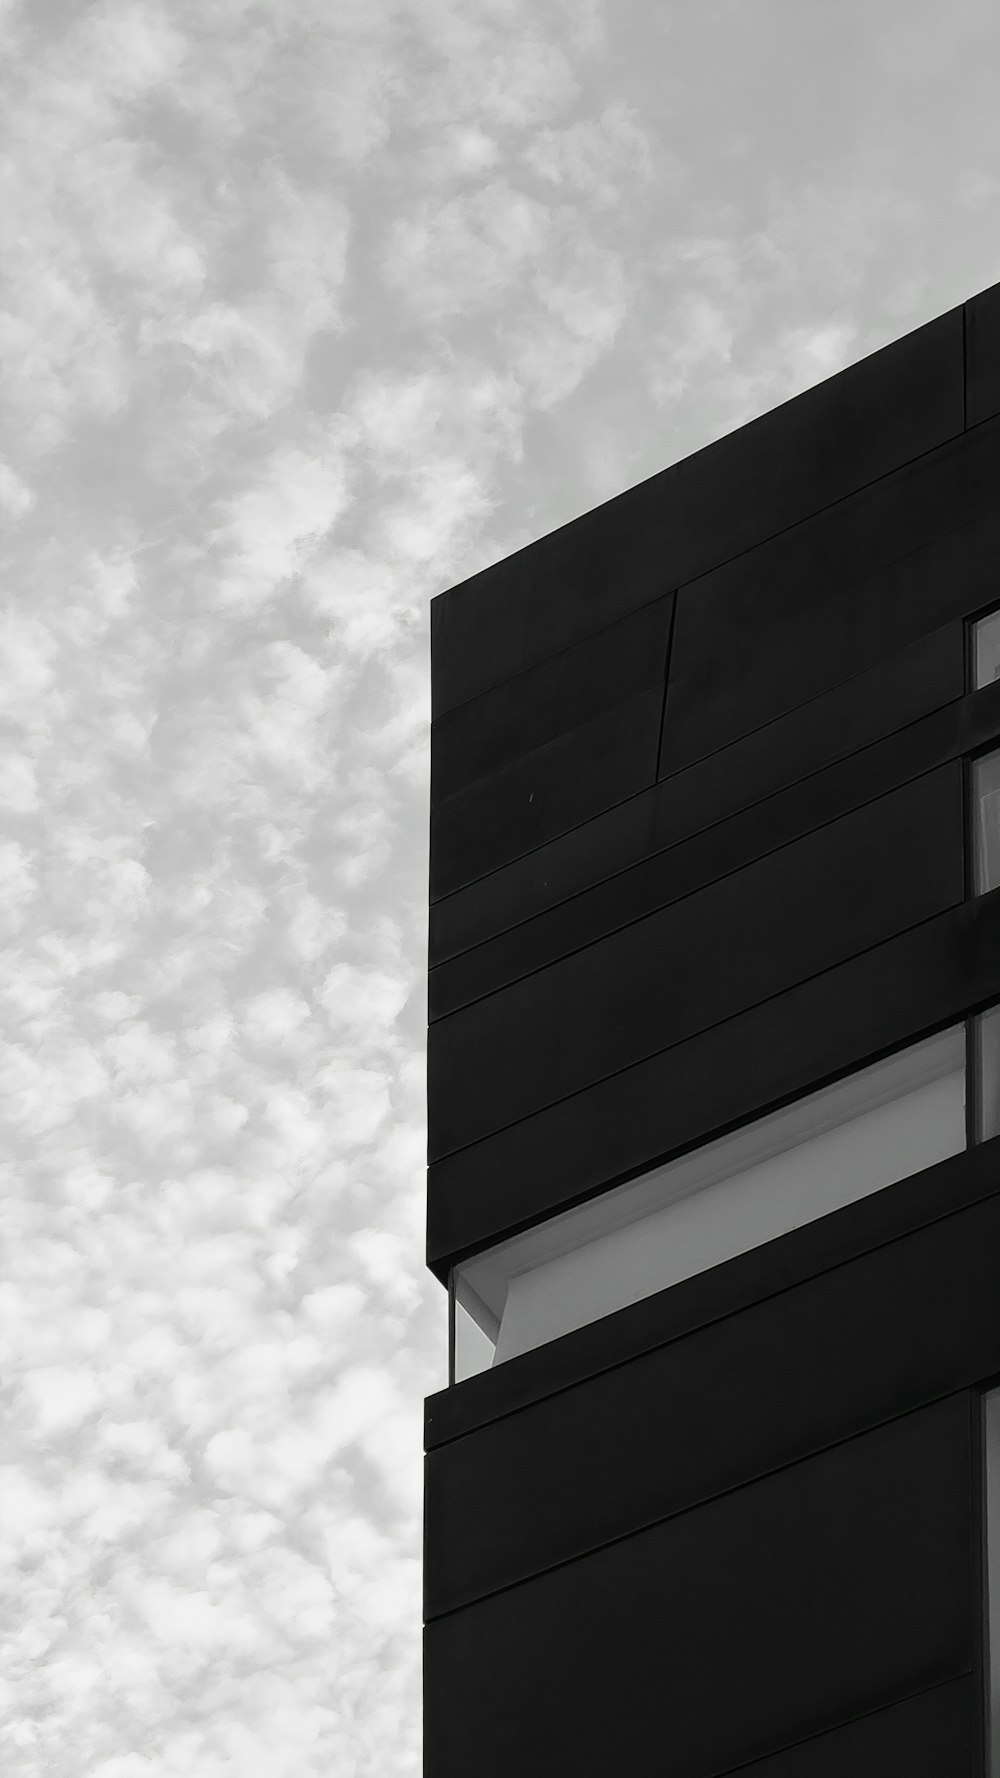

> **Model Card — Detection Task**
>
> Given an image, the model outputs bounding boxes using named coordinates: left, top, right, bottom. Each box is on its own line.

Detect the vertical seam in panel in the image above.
left=434, top=359, right=972, bottom=720
left=654, top=592, right=678, bottom=782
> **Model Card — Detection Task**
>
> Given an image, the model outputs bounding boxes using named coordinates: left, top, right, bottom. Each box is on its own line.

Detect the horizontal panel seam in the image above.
left=968, top=405, right=1000, bottom=433
left=430, top=772, right=671, bottom=911
left=651, top=396, right=970, bottom=613
left=428, top=881, right=968, bottom=1163
left=425, top=1155, right=1000, bottom=1449
left=432, top=396, right=971, bottom=721
left=429, top=742, right=967, bottom=1023
left=659, top=516, right=979, bottom=775
left=431, top=588, right=678, bottom=724
left=429, top=621, right=970, bottom=940
left=430, top=679, right=664, bottom=818
left=429, top=676, right=965, bottom=969
left=424, top=1392, right=972, bottom=1622
left=431, top=597, right=675, bottom=751
left=429, top=651, right=939, bottom=908
left=695, top=1672, right=972, bottom=1778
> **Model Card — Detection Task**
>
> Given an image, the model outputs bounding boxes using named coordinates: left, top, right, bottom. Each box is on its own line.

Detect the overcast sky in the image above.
left=2, top=2, right=1000, bottom=1774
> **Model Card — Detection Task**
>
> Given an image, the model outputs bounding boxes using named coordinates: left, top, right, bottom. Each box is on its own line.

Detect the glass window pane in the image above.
left=974, top=609, right=1000, bottom=690
left=453, top=1026, right=967, bottom=1375
left=985, top=1388, right=1000, bottom=1777
left=974, top=750, right=1000, bottom=895
left=976, top=1005, right=1000, bottom=1143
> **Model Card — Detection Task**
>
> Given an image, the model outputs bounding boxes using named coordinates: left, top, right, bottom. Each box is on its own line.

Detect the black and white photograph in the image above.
left=3, top=4, right=1000, bottom=1774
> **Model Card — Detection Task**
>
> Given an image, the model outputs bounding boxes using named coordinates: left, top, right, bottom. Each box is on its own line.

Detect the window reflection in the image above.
left=448, top=1000, right=1000, bottom=1382
left=451, top=1027, right=967, bottom=1381
left=973, top=609, right=1000, bottom=691
left=974, top=750, right=1000, bottom=895
left=975, top=1006, right=1000, bottom=1143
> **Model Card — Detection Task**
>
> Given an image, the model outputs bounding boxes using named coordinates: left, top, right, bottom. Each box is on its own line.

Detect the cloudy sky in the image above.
left=1, top=1, right=999, bottom=1773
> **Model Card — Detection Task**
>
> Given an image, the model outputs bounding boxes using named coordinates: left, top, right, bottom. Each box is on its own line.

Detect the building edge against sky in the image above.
left=425, top=279, right=1000, bottom=1778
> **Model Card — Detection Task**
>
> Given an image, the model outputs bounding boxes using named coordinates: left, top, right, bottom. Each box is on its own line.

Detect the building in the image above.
left=424, top=279, right=1000, bottom=1778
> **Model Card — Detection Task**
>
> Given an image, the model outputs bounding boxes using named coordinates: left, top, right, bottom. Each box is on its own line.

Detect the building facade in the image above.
left=424, top=279, right=1000, bottom=1778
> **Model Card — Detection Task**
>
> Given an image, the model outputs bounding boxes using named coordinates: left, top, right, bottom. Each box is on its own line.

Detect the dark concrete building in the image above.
left=424, top=280, right=1000, bottom=1778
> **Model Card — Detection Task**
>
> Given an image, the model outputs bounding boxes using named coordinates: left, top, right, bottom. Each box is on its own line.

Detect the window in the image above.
left=973, top=608, right=1000, bottom=691
left=974, top=1004, right=1000, bottom=1143
left=974, top=748, right=1000, bottom=895
left=985, top=1387, right=1000, bottom=1777
left=452, top=1024, right=975, bottom=1382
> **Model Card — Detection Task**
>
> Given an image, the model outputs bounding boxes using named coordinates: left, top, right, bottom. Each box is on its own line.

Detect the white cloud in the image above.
left=0, top=457, right=35, bottom=514
left=0, top=841, right=35, bottom=927
left=241, top=988, right=312, bottom=1046
left=384, top=179, right=550, bottom=316
left=650, top=291, right=736, bottom=405
left=0, top=611, right=58, bottom=715
left=380, top=458, right=493, bottom=563
left=414, top=22, right=579, bottom=131
left=25, top=1366, right=103, bottom=1434
left=316, top=1062, right=392, bottom=1150
left=76, top=2, right=188, bottom=100
left=214, top=442, right=354, bottom=607
left=508, top=241, right=631, bottom=406
left=524, top=102, right=652, bottom=202
left=4, top=0, right=1000, bottom=1774
left=0, top=753, right=40, bottom=814
left=422, top=123, right=501, bottom=181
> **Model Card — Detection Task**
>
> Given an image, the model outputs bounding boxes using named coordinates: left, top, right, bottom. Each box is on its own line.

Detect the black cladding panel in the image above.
left=430, top=597, right=672, bottom=805
left=430, top=305, right=963, bottom=717
left=425, top=290, right=999, bottom=1778
left=429, top=617, right=966, bottom=976
left=429, top=598, right=672, bottom=899
left=427, top=887, right=1000, bottom=1269
left=722, top=1681, right=973, bottom=1778
left=429, top=465, right=1000, bottom=970
left=424, top=1398, right=972, bottom=1778
left=427, top=1133, right=1000, bottom=1448
left=967, top=278, right=1000, bottom=427
left=429, top=631, right=972, bottom=1020
left=428, top=763, right=963, bottom=1159
left=660, top=409, right=1000, bottom=776
left=426, top=1171, right=1000, bottom=1616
